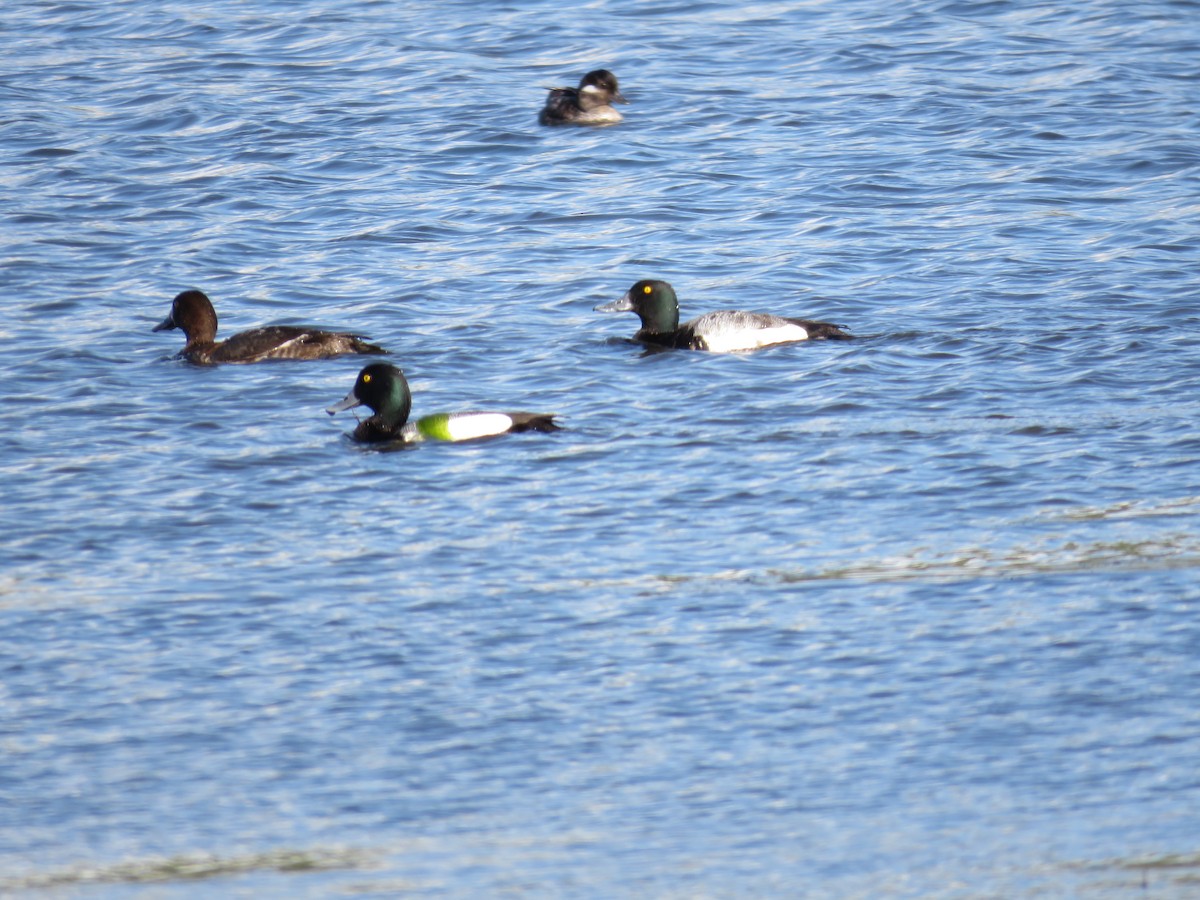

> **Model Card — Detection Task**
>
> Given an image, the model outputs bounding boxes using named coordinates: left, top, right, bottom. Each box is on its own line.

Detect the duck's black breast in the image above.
left=632, top=328, right=694, bottom=350
left=351, top=416, right=403, bottom=444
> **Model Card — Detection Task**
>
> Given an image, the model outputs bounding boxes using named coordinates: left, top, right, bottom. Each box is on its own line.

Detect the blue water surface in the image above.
left=2, top=0, right=1199, bottom=895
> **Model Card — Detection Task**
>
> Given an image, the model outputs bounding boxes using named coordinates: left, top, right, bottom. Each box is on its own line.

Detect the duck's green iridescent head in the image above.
left=327, top=363, right=413, bottom=430
left=595, top=279, right=680, bottom=334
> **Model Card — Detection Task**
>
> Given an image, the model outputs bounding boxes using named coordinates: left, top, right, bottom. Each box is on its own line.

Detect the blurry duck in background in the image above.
left=539, top=69, right=628, bottom=126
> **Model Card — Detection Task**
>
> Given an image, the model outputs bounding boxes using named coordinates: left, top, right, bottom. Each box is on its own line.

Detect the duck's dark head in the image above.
left=595, top=279, right=679, bottom=335
left=327, top=363, right=413, bottom=440
left=154, top=289, right=218, bottom=343
left=578, top=69, right=627, bottom=107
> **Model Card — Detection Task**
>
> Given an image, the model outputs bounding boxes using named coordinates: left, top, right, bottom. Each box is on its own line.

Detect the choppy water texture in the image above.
left=2, top=0, right=1199, bottom=896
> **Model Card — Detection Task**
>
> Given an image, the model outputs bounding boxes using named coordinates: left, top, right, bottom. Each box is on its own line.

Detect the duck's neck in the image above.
left=183, top=337, right=218, bottom=353
left=180, top=305, right=220, bottom=347
left=576, top=90, right=608, bottom=113
left=639, top=293, right=680, bottom=335
left=356, top=390, right=412, bottom=441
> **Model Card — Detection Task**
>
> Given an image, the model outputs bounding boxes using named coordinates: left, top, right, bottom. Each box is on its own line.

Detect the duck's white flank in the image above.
left=702, top=323, right=811, bottom=352
left=447, top=413, right=514, bottom=440
left=685, top=311, right=813, bottom=353
left=408, top=412, right=517, bottom=442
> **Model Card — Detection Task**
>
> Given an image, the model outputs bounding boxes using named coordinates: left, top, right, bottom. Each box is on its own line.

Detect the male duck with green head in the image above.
left=327, top=363, right=561, bottom=444
left=596, top=279, right=851, bottom=352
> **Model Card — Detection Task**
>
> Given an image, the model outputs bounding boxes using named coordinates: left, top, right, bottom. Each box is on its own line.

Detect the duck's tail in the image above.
left=790, top=319, right=852, bottom=340
left=350, top=336, right=390, bottom=355
left=507, top=413, right=562, bottom=433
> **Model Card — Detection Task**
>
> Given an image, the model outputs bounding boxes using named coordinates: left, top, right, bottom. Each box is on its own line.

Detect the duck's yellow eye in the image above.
left=642, top=284, right=652, bottom=294
left=362, top=374, right=372, bottom=384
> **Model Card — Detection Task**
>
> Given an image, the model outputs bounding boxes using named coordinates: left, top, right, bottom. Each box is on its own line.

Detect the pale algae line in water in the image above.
left=0, top=846, right=377, bottom=891
left=0, top=827, right=610, bottom=894
left=544, top=531, right=1200, bottom=594
left=9, top=835, right=1198, bottom=895
left=1047, top=495, right=1200, bottom=522
left=786, top=535, right=1200, bottom=585
left=1066, top=850, right=1200, bottom=895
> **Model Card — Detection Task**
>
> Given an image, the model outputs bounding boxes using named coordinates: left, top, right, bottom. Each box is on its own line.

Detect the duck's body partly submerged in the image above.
left=327, top=363, right=561, bottom=445
left=596, top=279, right=851, bottom=352
left=539, top=69, right=627, bottom=126
left=153, top=290, right=387, bottom=364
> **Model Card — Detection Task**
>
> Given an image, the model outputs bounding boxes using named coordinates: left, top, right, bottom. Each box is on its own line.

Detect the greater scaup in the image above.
left=595, top=279, right=852, bottom=352
left=327, top=363, right=561, bottom=444
left=153, top=289, right=388, bottom=364
left=539, top=69, right=627, bottom=126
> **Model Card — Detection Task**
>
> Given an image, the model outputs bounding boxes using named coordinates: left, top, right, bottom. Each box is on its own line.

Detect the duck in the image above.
left=153, top=289, right=388, bottom=364
left=327, top=363, right=561, bottom=444
left=539, top=69, right=627, bottom=126
left=595, top=279, right=852, bottom=352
